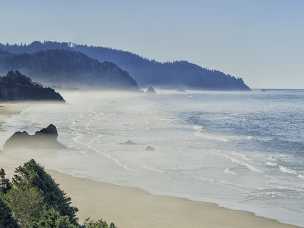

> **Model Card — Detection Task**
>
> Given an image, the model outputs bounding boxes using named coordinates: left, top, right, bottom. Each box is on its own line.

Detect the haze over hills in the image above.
left=0, top=41, right=250, bottom=90
left=0, top=48, right=138, bottom=90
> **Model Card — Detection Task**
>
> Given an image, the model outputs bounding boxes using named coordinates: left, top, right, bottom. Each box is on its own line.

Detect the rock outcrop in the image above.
left=120, top=140, right=137, bottom=145
left=0, top=71, right=65, bottom=101
left=146, top=86, right=156, bottom=94
left=35, top=124, right=58, bottom=137
left=145, top=145, right=155, bottom=151
left=3, top=124, right=65, bottom=151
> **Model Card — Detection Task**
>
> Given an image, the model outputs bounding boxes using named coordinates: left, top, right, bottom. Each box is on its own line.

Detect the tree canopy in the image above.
left=0, top=160, right=116, bottom=228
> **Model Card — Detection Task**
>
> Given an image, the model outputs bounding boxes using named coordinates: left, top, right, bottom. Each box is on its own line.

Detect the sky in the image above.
left=0, top=0, right=303, bottom=89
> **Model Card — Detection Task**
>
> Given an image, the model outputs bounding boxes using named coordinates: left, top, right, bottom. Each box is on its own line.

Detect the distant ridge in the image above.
left=0, top=41, right=250, bottom=90
left=0, top=47, right=139, bottom=90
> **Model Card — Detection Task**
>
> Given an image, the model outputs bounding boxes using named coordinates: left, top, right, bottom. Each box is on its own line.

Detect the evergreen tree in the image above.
left=2, top=160, right=116, bottom=228
left=0, top=196, right=19, bottom=228
left=11, top=159, right=78, bottom=224
left=5, top=185, right=44, bottom=227
left=0, top=168, right=10, bottom=193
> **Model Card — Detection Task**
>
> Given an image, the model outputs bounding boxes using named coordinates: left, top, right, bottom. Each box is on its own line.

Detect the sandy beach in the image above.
left=0, top=152, right=296, bottom=228
left=48, top=170, right=295, bottom=228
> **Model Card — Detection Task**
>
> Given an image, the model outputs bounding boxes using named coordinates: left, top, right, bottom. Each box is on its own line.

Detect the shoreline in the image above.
left=0, top=158, right=296, bottom=227
left=49, top=170, right=296, bottom=228
left=0, top=104, right=300, bottom=228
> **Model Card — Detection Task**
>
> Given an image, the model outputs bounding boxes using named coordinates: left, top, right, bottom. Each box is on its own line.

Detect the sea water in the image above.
left=0, top=90, right=303, bottom=226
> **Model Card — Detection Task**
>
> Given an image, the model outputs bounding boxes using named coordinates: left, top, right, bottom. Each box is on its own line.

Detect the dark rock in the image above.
left=146, top=86, right=156, bottom=94
left=120, top=140, right=137, bottom=145
left=0, top=71, right=65, bottom=102
left=3, top=124, right=65, bottom=151
left=35, top=124, right=58, bottom=137
left=145, top=146, right=155, bottom=151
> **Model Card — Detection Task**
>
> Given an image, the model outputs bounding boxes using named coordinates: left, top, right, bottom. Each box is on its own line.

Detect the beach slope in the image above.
left=50, top=171, right=296, bottom=228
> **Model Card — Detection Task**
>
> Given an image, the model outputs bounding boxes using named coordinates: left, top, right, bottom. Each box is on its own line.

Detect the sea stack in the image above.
left=3, top=124, right=65, bottom=151
left=146, top=86, right=156, bottom=94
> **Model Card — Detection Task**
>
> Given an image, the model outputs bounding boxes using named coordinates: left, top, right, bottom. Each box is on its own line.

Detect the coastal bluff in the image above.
left=0, top=71, right=64, bottom=102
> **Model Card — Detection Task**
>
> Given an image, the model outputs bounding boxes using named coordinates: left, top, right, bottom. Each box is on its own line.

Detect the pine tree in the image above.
left=0, top=168, right=10, bottom=193
left=11, top=159, right=78, bottom=224
left=0, top=197, right=19, bottom=228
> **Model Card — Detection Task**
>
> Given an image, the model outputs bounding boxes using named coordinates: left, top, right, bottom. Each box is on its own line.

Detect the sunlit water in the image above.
left=0, top=90, right=304, bottom=226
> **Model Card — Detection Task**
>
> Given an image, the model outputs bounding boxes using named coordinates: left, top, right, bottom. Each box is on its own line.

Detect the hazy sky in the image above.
left=0, top=0, right=303, bottom=88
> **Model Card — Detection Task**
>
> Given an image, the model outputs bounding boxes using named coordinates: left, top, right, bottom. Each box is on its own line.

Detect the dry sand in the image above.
left=50, top=171, right=296, bottom=228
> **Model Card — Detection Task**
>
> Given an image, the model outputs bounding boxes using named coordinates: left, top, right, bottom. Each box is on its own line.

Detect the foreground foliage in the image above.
left=0, top=196, right=19, bottom=228
left=83, top=218, right=116, bottom=228
left=0, top=159, right=116, bottom=228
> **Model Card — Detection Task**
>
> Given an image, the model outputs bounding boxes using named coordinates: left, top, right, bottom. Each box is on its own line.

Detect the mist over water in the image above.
left=0, top=90, right=304, bottom=226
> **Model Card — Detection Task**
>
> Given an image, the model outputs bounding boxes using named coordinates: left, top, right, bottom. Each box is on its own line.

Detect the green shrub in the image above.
left=32, top=208, right=77, bottom=228
left=83, top=218, right=117, bottom=228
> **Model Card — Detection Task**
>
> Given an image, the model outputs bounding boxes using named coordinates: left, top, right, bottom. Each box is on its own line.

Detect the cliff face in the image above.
left=0, top=71, right=64, bottom=101
left=0, top=41, right=250, bottom=90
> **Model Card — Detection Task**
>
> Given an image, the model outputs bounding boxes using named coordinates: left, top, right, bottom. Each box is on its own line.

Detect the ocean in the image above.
left=0, top=89, right=303, bottom=226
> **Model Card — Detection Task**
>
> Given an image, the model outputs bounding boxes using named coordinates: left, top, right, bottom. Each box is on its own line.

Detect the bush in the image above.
left=83, top=218, right=117, bottom=228
left=32, top=208, right=77, bottom=228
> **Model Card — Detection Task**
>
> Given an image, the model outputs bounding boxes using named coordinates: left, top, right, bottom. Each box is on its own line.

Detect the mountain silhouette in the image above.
left=0, top=41, right=250, bottom=90
left=0, top=47, right=138, bottom=90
